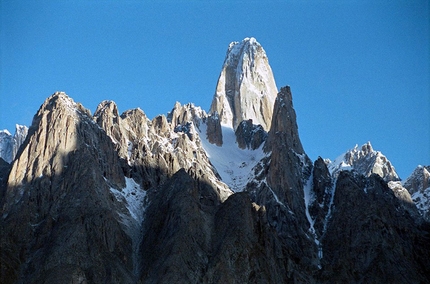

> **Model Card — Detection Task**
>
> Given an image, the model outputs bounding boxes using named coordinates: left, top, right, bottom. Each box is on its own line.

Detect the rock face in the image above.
left=308, top=157, right=333, bottom=239
left=320, top=172, right=430, bottom=283
left=235, top=119, right=267, bottom=150
left=209, top=37, right=278, bottom=132
left=1, top=93, right=134, bottom=283
left=1, top=38, right=429, bottom=283
left=246, top=86, right=318, bottom=281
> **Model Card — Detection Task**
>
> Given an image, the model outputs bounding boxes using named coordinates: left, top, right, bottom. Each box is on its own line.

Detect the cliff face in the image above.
left=1, top=93, right=133, bottom=283
left=1, top=38, right=429, bottom=283
left=320, top=172, right=430, bottom=282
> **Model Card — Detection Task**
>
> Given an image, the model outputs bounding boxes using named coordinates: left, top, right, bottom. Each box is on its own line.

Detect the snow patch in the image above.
left=110, top=177, right=147, bottom=225
left=109, top=177, right=147, bottom=275
left=303, top=174, right=316, bottom=234
left=199, top=123, right=264, bottom=192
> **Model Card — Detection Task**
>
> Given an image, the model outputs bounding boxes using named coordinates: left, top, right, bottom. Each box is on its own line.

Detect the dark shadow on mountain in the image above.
left=318, top=171, right=430, bottom=283
left=0, top=108, right=136, bottom=283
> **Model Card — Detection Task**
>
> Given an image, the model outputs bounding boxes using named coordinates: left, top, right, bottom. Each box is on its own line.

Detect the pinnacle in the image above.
left=209, top=37, right=278, bottom=132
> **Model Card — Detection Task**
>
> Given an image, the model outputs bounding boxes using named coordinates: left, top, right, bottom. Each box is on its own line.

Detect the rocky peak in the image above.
left=1, top=92, right=132, bottom=282
left=6, top=92, right=124, bottom=190
left=209, top=37, right=278, bottom=131
left=264, top=86, right=306, bottom=155
left=12, top=125, right=28, bottom=159
left=246, top=86, right=316, bottom=272
left=94, top=100, right=121, bottom=125
left=321, top=171, right=429, bottom=282
left=0, top=125, right=29, bottom=164
left=168, top=102, right=206, bottom=130
left=120, top=108, right=150, bottom=142
left=94, top=100, right=129, bottom=158
left=329, top=141, right=399, bottom=182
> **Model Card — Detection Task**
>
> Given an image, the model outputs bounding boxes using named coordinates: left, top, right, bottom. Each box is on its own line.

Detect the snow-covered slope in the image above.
left=199, top=123, right=265, bottom=192
left=328, top=141, right=399, bottom=182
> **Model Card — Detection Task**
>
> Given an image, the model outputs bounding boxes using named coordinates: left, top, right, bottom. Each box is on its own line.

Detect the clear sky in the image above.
left=1, top=1, right=429, bottom=180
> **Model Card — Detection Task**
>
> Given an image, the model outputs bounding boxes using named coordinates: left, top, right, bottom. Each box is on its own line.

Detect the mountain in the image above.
left=328, top=141, right=399, bottom=182
left=0, top=125, right=28, bottom=164
left=1, top=38, right=429, bottom=283
left=209, top=37, right=278, bottom=132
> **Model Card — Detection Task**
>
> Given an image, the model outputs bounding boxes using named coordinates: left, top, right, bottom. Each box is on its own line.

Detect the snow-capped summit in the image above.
left=0, top=124, right=28, bottom=163
left=328, top=141, right=399, bottom=182
left=209, top=37, right=278, bottom=131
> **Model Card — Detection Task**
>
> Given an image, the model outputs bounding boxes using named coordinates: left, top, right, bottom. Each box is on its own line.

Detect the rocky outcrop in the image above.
left=209, top=37, right=278, bottom=131
left=262, top=86, right=312, bottom=206
left=235, top=119, right=267, bottom=150
left=308, top=157, right=333, bottom=239
left=205, top=114, right=223, bottom=146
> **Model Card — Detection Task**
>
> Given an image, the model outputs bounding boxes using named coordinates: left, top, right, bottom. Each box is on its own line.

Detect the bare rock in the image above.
left=320, top=171, right=430, bottom=282
left=309, top=157, right=333, bottom=239
left=235, top=119, right=267, bottom=150
left=206, top=113, right=223, bottom=146
left=0, top=92, right=134, bottom=283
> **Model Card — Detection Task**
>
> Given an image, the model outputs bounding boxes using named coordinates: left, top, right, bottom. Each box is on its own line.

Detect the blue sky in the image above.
left=1, top=1, right=429, bottom=179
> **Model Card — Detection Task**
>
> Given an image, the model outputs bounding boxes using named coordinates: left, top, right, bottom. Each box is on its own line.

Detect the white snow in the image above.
left=1, top=129, right=11, bottom=136
left=109, top=177, right=147, bottom=275
left=303, top=173, right=316, bottom=234
left=199, top=123, right=265, bottom=192
left=327, top=151, right=353, bottom=175
left=110, top=177, right=147, bottom=225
